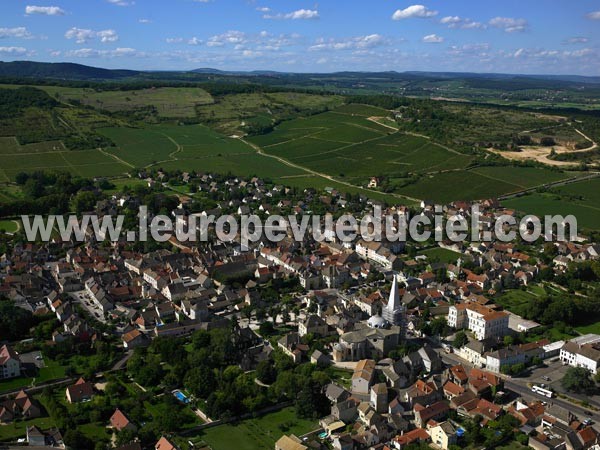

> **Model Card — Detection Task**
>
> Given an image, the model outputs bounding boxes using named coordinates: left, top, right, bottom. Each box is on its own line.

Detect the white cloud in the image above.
left=256, top=7, right=270, bottom=13
left=440, top=16, right=485, bottom=29
left=188, top=37, right=201, bottom=45
left=138, top=19, right=152, bottom=24
left=65, top=27, right=119, bottom=44
left=563, top=37, right=588, bottom=45
left=0, top=27, right=33, bottom=39
left=25, top=5, right=65, bottom=16
left=207, top=30, right=247, bottom=46
left=489, top=17, right=528, bottom=33
left=510, top=47, right=595, bottom=60
left=65, top=47, right=142, bottom=58
left=392, top=5, right=437, bottom=20
left=423, top=34, right=444, bottom=43
left=309, top=34, right=386, bottom=51
left=264, top=9, right=319, bottom=20
left=166, top=37, right=184, bottom=44
left=106, top=0, right=134, bottom=6
left=586, top=11, right=600, bottom=20
left=0, top=46, right=30, bottom=55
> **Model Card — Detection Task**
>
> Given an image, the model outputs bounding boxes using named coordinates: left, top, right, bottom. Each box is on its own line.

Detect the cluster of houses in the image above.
left=1, top=172, right=600, bottom=449
left=277, top=357, right=600, bottom=450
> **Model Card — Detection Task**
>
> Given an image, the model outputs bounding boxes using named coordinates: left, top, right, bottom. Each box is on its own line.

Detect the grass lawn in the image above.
left=35, top=359, right=67, bottom=383
left=575, top=322, right=600, bottom=335
left=0, top=358, right=67, bottom=394
left=78, top=422, right=112, bottom=442
left=327, top=368, right=353, bottom=389
left=0, top=416, right=56, bottom=441
left=421, top=247, right=462, bottom=264
left=0, top=219, right=19, bottom=233
left=190, top=407, right=318, bottom=450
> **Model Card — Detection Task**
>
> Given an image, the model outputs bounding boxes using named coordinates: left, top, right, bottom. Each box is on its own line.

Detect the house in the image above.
left=0, top=344, right=21, bottom=380
left=325, top=383, right=350, bottom=403
left=404, top=379, right=442, bottom=408
left=332, top=433, right=354, bottom=450
left=115, top=443, right=143, bottom=450
left=370, top=383, right=388, bottom=413
left=0, top=390, right=42, bottom=423
left=299, top=315, right=329, bottom=337
left=122, top=329, right=149, bottom=349
left=391, top=427, right=430, bottom=449
left=26, top=425, right=46, bottom=447
left=275, top=434, right=308, bottom=450
left=414, top=400, right=449, bottom=428
left=311, top=350, right=330, bottom=367
left=468, top=368, right=502, bottom=396
left=155, top=436, right=180, bottom=450
left=351, top=359, right=376, bottom=396
left=110, top=408, right=137, bottom=432
left=278, top=332, right=308, bottom=364
left=66, top=377, right=95, bottom=403
left=428, top=421, right=458, bottom=450
left=331, top=398, right=358, bottom=423
left=485, top=340, right=547, bottom=373
left=560, top=334, right=600, bottom=374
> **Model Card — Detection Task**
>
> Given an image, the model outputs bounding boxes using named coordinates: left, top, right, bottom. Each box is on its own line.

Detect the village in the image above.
left=1, top=171, right=600, bottom=450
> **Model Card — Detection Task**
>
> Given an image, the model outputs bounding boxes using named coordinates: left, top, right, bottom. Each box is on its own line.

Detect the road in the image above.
left=237, top=137, right=421, bottom=203
left=504, top=379, right=600, bottom=422
left=436, top=342, right=600, bottom=423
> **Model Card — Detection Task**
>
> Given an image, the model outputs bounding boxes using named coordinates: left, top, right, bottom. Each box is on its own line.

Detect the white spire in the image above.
left=387, top=275, right=400, bottom=312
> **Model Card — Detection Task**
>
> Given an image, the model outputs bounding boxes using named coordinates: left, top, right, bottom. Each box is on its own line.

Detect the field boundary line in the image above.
left=144, top=133, right=182, bottom=168
left=98, top=147, right=135, bottom=169
left=367, top=116, right=399, bottom=131
left=237, top=137, right=421, bottom=203
left=58, top=151, right=83, bottom=177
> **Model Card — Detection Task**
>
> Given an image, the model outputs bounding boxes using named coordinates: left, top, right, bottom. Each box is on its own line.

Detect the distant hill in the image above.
left=0, top=61, right=140, bottom=80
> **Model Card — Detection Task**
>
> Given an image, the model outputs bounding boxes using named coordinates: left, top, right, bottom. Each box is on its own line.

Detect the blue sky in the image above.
left=1, top=0, right=599, bottom=74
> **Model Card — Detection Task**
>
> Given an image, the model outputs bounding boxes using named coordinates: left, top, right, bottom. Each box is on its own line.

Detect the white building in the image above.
left=560, top=334, right=600, bottom=374
left=448, top=302, right=509, bottom=341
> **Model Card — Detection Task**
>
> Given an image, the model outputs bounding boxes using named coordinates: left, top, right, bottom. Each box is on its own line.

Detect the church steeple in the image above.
left=387, top=275, right=400, bottom=313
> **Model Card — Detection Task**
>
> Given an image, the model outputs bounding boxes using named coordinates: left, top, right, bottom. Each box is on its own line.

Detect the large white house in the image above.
left=560, top=334, right=600, bottom=374
left=448, top=302, right=509, bottom=341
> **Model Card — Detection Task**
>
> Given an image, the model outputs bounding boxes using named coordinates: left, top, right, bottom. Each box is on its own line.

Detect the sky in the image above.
left=1, top=0, right=600, bottom=75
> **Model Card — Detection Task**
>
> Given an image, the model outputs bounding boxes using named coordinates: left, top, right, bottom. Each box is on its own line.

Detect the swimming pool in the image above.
left=173, top=389, right=191, bottom=404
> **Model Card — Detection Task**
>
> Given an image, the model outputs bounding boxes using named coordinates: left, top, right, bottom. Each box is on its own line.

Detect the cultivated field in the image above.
left=249, top=105, right=475, bottom=185
left=399, top=166, right=570, bottom=203
left=3, top=85, right=214, bottom=118
left=196, top=92, right=344, bottom=135
left=503, top=177, right=600, bottom=230
left=0, top=137, right=130, bottom=180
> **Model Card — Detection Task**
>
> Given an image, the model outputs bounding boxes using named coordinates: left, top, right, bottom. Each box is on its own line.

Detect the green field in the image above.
left=504, top=178, right=600, bottom=230
left=398, top=166, right=569, bottom=203
left=421, top=247, right=462, bottom=264
left=190, top=407, right=317, bottom=450
left=249, top=105, right=475, bottom=186
left=3, top=85, right=214, bottom=118
left=196, top=92, right=344, bottom=135
left=0, top=147, right=131, bottom=180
